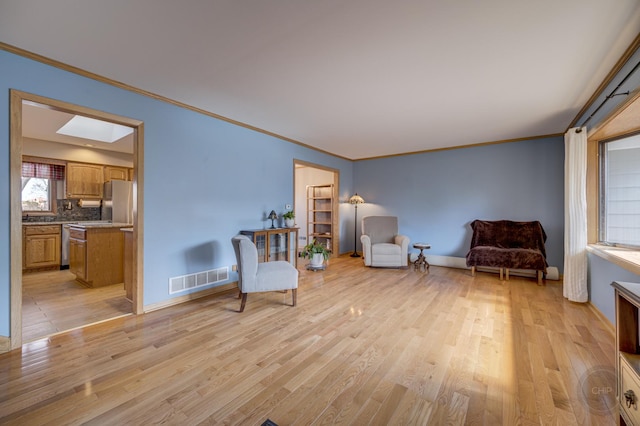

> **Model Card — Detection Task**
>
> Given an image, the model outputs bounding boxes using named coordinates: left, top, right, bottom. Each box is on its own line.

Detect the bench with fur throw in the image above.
left=465, top=220, right=548, bottom=284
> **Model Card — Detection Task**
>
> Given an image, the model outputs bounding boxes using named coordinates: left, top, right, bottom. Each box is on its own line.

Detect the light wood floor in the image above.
left=22, top=269, right=132, bottom=343
left=2, top=256, right=616, bottom=424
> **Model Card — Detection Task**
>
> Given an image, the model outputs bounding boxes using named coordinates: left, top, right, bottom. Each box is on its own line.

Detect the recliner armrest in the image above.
left=360, top=234, right=372, bottom=266
left=395, top=235, right=410, bottom=265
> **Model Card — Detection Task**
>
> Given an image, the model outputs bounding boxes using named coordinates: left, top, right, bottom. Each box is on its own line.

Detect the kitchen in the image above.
left=20, top=100, right=136, bottom=343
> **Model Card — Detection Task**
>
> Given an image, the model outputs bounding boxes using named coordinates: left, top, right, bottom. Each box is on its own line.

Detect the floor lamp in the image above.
left=349, top=193, right=365, bottom=257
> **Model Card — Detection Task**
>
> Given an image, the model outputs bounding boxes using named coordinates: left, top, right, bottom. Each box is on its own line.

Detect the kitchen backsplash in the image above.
left=22, top=199, right=101, bottom=223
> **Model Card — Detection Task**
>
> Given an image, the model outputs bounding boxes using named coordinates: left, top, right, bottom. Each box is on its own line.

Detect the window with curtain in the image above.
left=600, top=133, right=640, bottom=247
left=21, top=162, right=65, bottom=213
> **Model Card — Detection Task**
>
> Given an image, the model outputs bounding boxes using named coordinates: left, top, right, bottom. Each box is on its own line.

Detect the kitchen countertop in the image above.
left=23, top=220, right=133, bottom=229
left=22, top=220, right=84, bottom=226
left=68, top=222, right=133, bottom=229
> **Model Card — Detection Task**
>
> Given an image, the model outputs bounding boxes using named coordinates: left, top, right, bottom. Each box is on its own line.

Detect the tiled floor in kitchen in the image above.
left=22, top=269, right=132, bottom=343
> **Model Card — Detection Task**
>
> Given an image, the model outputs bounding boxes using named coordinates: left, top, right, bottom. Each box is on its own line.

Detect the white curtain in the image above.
left=563, top=127, right=588, bottom=302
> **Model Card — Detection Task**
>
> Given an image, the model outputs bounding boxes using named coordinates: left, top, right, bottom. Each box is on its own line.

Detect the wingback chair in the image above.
left=231, top=235, right=298, bottom=312
left=360, top=216, right=410, bottom=268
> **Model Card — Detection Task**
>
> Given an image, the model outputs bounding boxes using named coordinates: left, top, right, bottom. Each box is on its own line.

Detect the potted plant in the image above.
left=300, top=239, right=331, bottom=268
left=282, top=210, right=295, bottom=228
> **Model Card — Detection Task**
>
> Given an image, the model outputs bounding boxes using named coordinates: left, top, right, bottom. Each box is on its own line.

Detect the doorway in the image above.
left=10, top=90, right=144, bottom=350
left=293, top=160, right=340, bottom=257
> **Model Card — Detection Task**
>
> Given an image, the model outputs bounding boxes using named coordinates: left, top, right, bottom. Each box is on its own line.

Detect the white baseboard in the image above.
left=0, top=335, right=10, bottom=354
left=144, top=282, right=238, bottom=313
left=410, top=253, right=560, bottom=280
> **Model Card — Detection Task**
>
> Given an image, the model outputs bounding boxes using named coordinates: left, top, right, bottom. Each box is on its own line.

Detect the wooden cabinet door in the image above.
left=66, top=163, right=104, bottom=198
left=123, top=231, right=133, bottom=301
left=24, top=233, right=61, bottom=269
left=104, top=166, right=129, bottom=182
left=69, top=238, right=87, bottom=281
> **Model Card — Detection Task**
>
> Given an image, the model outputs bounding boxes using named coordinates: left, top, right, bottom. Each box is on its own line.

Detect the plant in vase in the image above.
left=282, top=210, right=295, bottom=228
left=300, top=239, right=331, bottom=268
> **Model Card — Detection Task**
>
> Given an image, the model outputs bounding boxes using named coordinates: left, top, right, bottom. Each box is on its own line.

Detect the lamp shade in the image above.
left=268, top=210, right=278, bottom=220
left=349, top=193, right=365, bottom=205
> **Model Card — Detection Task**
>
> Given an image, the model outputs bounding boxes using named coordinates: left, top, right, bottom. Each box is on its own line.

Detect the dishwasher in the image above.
left=61, top=224, right=71, bottom=269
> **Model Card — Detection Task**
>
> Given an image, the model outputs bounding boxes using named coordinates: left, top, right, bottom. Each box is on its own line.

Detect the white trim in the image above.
left=144, top=282, right=238, bottom=313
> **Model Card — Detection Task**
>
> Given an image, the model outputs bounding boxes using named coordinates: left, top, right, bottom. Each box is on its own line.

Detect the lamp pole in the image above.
left=351, top=203, right=360, bottom=257
left=348, top=193, right=365, bottom=257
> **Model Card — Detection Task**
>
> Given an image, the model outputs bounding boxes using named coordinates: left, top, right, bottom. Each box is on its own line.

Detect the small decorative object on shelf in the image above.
left=301, top=238, right=331, bottom=271
left=268, top=210, right=278, bottom=229
left=282, top=210, right=295, bottom=228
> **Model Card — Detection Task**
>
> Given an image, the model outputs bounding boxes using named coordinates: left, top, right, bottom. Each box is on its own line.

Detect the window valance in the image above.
left=22, top=162, right=65, bottom=180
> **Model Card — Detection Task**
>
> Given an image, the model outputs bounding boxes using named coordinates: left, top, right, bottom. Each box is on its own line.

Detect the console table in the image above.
left=240, top=227, right=299, bottom=267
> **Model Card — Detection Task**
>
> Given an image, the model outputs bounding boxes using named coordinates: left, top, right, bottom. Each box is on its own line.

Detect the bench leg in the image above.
left=505, top=268, right=509, bottom=281
left=499, top=268, right=503, bottom=280
left=471, top=266, right=476, bottom=277
left=537, top=270, right=543, bottom=286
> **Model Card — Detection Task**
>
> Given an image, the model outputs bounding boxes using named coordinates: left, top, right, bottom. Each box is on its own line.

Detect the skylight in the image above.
left=57, top=115, right=133, bottom=143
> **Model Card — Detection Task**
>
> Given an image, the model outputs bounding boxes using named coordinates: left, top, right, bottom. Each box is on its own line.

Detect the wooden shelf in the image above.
left=239, top=228, right=298, bottom=267
left=307, top=185, right=333, bottom=252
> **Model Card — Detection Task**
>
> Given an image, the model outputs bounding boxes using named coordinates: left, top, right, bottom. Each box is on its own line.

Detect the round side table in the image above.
left=413, top=243, right=431, bottom=272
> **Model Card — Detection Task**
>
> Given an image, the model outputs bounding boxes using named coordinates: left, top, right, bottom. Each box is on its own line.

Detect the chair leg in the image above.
left=292, top=288, right=297, bottom=307
left=505, top=268, right=510, bottom=281
left=537, top=270, right=543, bottom=286
left=499, top=268, right=503, bottom=280
left=471, top=266, right=476, bottom=277
left=238, top=289, right=242, bottom=299
left=239, top=293, right=247, bottom=312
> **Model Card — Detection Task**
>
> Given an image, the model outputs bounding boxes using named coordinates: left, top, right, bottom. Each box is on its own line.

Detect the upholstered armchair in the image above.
left=360, top=216, right=410, bottom=268
left=231, top=235, right=298, bottom=312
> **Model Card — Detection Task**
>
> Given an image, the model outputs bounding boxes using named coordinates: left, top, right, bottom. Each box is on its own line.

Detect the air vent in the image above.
left=169, top=266, right=229, bottom=294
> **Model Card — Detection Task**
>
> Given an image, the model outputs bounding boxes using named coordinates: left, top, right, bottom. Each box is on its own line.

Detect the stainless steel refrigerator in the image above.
left=102, top=180, right=133, bottom=223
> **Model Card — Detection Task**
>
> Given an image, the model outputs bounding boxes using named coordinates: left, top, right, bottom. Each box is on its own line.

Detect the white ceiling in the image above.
left=22, top=102, right=134, bottom=154
left=2, top=1, right=640, bottom=160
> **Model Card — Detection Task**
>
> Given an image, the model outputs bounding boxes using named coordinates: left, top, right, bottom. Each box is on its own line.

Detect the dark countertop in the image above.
left=22, top=220, right=82, bottom=226
left=68, top=222, right=133, bottom=229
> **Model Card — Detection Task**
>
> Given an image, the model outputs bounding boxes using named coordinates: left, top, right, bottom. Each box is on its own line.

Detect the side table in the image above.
left=413, top=243, right=431, bottom=272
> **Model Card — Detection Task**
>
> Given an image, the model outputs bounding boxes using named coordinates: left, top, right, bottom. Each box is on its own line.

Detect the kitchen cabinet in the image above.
left=23, top=225, right=61, bottom=272
left=104, top=166, right=129, bottom=182
left=66, top=162, right=104, bottom=199
left=69, top=236, right=87, bottom=280
left=240, top=228, right=298, bottom=267
left=68, top=225, right=126, bottom=287
left=122, top=228, right=133, bottom=301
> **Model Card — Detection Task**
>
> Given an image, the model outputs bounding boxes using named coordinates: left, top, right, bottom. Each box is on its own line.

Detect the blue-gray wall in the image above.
left=589, top=252, right=640, bottom=322
left=3, top=41, right=639, bottom=338
left=353, top=137, right=565, bottom=269
left=0, top=49, right=354, bottom=335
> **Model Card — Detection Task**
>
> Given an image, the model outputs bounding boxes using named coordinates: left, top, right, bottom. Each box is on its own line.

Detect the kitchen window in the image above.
left=599, top=132, right=640, bottom=247
left=21, top=161, right=65, bottom=215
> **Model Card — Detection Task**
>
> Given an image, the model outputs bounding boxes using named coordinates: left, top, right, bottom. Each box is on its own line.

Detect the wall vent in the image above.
left=169, top=266, right=230, bottom=294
